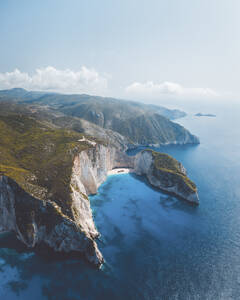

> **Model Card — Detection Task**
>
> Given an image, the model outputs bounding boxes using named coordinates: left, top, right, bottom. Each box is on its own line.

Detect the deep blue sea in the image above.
left=1, top=102, right=240, bottom=299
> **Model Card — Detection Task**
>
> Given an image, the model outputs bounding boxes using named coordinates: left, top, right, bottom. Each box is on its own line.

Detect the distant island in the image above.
left=195, top=113, right=216, bottom=117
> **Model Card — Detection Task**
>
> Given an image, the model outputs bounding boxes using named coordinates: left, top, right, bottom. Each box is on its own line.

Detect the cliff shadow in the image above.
left=0, top=231, right=99, bottom=269
left=129, top=173, right=198, bottom=214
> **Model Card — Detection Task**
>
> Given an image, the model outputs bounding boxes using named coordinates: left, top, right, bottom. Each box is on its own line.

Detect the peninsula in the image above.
left=0, top=89, right=200, bottom=268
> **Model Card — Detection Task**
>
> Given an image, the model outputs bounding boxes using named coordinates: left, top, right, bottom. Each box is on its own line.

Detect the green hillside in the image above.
left=0, top=114, right=96, bottom=216
left=144, top=149, right=197, bottom=196
left=0, top=89, right=199, bottom=146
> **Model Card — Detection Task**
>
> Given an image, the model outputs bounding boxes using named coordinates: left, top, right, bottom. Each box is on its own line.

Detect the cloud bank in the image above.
left=0, top=67, right=220, bottom=101
left=0, top=66, right=108, bottom=95
left=125, top=81, right=218, bottom=100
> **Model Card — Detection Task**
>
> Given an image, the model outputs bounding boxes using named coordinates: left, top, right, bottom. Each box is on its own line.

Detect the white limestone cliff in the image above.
left=0, top=144, right=134, bottom=268
left=134, top=150, right=199, bottom=204
left=0, top=175, right=104, bottom=267
left=0, top=144, right=198, bottom=269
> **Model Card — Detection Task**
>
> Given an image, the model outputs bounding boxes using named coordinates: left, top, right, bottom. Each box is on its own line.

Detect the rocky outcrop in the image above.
left=0, top=175, right=103, bottom=267
left=134, top=150, right=199, bottom=204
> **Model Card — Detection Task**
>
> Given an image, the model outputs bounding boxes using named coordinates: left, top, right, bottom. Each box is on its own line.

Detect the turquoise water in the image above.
left=0, top=103, right=240, bottom=299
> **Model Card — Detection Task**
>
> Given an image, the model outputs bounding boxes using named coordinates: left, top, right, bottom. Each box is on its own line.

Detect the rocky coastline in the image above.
left=134, top=150, right=199, bottom=204
left=0, top=143, right=199, bottom=268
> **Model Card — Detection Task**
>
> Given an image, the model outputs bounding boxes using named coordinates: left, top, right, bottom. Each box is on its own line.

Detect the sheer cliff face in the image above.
left=134, top=150, right=199, bottom=204
left=0, top=145, right=134, bottom=268
left=70, top=144, right=134, bottom=236
left=0, top=175, right=104, bottom=267
left=72, top=144, right=134, bottom=195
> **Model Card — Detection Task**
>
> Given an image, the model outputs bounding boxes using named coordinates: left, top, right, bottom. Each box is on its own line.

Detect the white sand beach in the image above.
left=107, top=168, right=135, bottom=175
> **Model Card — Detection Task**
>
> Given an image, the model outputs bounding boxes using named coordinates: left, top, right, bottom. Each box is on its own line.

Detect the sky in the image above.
left=0, top=0, right=240, bottom=105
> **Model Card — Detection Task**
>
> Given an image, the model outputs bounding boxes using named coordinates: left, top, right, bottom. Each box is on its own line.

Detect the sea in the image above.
left=0, top=101, right=240, bottom=300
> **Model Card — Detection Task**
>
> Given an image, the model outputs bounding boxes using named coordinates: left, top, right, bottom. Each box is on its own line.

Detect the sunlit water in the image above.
left=0, top=102, right=240, bottom=299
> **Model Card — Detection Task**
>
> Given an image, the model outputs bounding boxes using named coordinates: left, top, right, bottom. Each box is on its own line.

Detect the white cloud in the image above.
left=0, top=68, right=220, bottom=101
left=0, top=66, right=109, bottom=95
left=125, top=81, right=218, bottom=100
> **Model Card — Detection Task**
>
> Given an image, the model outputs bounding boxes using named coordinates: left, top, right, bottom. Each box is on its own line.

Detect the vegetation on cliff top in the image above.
left=0, top=114, right=97, bottom=216
left=143, top=149, right=197, bottom=194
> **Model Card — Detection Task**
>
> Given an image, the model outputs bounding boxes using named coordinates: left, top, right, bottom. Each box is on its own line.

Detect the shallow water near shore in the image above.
left=0, top=102, right=240, bottom=299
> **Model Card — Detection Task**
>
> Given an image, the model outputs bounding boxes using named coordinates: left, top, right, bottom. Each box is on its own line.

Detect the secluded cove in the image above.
left=0, top=103, right=240, bottom=299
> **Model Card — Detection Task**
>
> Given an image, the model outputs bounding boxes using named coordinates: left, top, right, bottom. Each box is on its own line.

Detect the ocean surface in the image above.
left=0, top=102, right=240, bottom=299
